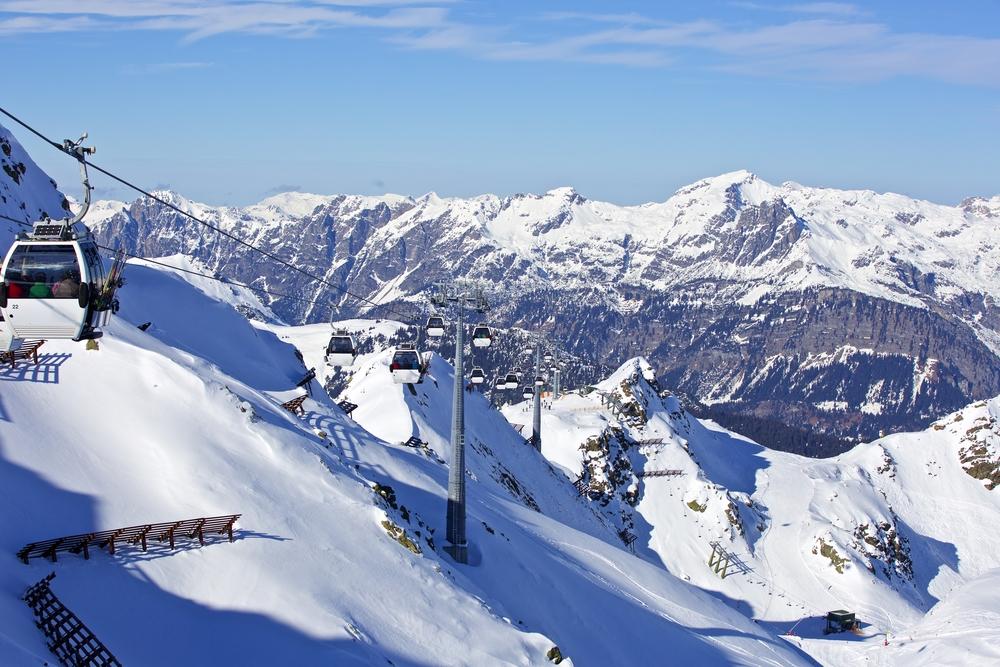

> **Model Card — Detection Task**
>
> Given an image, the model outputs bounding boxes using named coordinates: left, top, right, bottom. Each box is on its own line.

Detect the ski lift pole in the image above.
left=433, top=280, right=489, bottom=565
left=553, top=349, right=560, bottom=401
left=531, top=344, right=542, bottom=450
left=445, top=296, right=468, bottom=564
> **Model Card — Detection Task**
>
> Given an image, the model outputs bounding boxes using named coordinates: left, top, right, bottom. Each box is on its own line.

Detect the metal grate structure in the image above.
left=337, top=400, right=358, bottom=417
left=23, top=573, right=122, bottom=666
left=17, top=514, right=241, bottom=564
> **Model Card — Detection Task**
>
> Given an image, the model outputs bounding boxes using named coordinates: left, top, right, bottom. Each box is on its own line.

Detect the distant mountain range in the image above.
left=88, top=171, right=999, bottom=452
left=3, top=120, right=998, bottom=453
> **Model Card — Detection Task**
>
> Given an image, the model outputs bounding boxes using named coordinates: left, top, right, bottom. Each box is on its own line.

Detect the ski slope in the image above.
left=0, top=258, right=812, bottom=666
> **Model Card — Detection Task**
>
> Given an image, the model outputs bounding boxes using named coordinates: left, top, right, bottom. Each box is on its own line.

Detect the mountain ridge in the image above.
left=87, top=166, right=1000, bottom=449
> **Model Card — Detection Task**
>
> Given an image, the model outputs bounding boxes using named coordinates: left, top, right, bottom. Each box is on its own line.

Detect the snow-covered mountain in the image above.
left=0, top=124, right=69, bottom=246
left=0, top=257, right=815, bottom=666
left=3, top=119, right=997, bottom=667
left=88, top=168, right=1000, bottom=450
left=506, top=359, right=1000, bottom=665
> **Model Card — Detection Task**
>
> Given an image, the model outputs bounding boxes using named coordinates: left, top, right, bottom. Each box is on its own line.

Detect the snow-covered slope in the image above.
left=881, top=567, right=1000, bottom=666
left=0, top=260, right=812, bottom=666
left=510, top=360, right=1000, bottom=665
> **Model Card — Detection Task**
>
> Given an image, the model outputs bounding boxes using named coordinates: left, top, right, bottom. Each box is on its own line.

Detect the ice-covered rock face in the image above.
left=0, top=124, right=70, bottom=245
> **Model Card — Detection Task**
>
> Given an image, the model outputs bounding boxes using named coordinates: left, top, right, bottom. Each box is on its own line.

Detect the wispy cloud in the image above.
left=263, top=184, right=302, bottom=196
left=0, top=1, right=449, bottom=40
left=0, top=14, right=97, bottom=34
left=731, top=2, right=863, bottom=16
left=539, top=12, right=672, bottom=27
left=2, top=1, right=998, bottom=86
left=123, top=61, right=213, bottom=74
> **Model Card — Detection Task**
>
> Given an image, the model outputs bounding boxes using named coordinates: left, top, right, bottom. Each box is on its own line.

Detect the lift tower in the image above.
left=431, top=281, right=489, bottom=565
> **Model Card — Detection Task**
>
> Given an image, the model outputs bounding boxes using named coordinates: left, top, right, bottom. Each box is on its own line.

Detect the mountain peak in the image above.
left=535, top=186, right=586, bottom=206
left=256, top=191, right=335, bottom=218
left=719, top=168, right=758, bottom=183
left=672, top=169, right=768, bottom=200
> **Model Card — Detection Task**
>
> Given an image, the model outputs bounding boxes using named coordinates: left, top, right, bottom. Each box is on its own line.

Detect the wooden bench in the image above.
left=0, top=339, right=44, bottom=368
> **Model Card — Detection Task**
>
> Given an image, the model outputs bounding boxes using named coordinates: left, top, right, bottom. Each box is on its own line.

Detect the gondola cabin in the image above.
left=325, top=331, right=357, bottom=367
left=426, top=316, right=446, bottom=338
left=471, top=324, right=492, bottom=348
left=521, top=385, right=534, bottom=400
left=534, top=375, right=545, bottom=387
left=470, top=367, right=485, bottom=384
left=494, top=377, right=506, bottom=389
left=0, top=225, right=108, bottom=341
left=504, top=373, right=519, bottom=389
left=390, top=344, right=423, bottom=384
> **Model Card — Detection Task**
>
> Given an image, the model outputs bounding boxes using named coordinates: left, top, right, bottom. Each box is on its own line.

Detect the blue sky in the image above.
left=2, top=1, right=998, bottom=206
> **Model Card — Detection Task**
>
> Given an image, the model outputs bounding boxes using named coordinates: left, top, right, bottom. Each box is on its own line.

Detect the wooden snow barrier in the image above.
left=337, top=400, right=358, bottom=418
left=281, top=394, right=308, bottom=416
left=0, top=339, right=45, bottom=368
left=402, top=436, right=427, bottom=448
left=23, top=573, right=122, bottom=667
left=572, top=476, right=588, bottom=496
left=17, top=514, right=241, bottom=565
left=638, top=469, right=685, bottom=478
left=618, top=529, right=638, bottom=553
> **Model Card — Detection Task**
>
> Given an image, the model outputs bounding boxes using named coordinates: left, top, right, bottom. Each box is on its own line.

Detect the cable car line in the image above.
left=99, top=245, right=338, bottom=309
left=0, top=111, right=573, bottom=399
left=0, top=214, right=32, bottom=229
left=0, top=105, right=410, bottom=322
left=2, top=214, right=328, bottom=309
